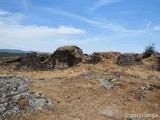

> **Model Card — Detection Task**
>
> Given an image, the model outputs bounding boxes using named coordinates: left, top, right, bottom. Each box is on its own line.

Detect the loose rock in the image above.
left=97, top=78, right=114, bottom=89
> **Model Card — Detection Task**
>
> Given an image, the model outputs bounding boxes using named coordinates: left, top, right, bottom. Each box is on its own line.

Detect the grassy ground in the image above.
left=0, top=56, right=160, bottom=120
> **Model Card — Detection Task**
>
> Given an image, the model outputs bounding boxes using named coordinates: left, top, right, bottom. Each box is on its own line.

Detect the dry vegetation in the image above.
left=0, top=55, right=160, bottom=120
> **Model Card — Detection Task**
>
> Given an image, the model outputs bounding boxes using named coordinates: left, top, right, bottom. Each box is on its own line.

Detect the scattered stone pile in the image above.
left=117, top=54, right=143, bottom=66
left=51, top=45, right=84, bottom=69
left=0, top=75, right=53, bottom=120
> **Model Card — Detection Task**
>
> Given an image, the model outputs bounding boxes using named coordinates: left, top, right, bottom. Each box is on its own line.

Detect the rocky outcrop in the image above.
left=51, top=45, right=84, bottom=69
left=0, top=75, right=53, bottom=120
left=16, top=46, right=120, bottom=71
left=117, top=54, right=143, bottom=66
left=93, top=52, right=120, bottom=61
left=16, top=52, right=43, bottom=71
left=85, top=53, right=102, bottom=64
left=82, top=52, right=120, bottom=64
left=16, top=52, right=53, bottom=71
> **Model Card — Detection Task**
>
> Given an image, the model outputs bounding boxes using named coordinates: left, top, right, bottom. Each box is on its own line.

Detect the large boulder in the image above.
left=117, top=54, right=143, bottom=66
left=16, top=52, right=53, bottom=71
left=16, top=52, right=42, bottom=70
left=51, top=45, right=84, bottom=69
left=0, top=75, right=53, bottom=120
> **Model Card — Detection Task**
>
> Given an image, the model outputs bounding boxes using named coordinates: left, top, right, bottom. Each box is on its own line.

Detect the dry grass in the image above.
left=1, top=58, right=160, bottom=120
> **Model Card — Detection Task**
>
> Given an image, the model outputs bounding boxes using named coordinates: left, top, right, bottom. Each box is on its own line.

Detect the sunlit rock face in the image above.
left=51, top=45, right=84, bottom=69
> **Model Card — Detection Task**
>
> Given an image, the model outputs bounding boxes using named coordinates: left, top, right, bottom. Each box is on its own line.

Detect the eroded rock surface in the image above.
left=16, top=52, right=43, bottom=71
left=16, top=52, right=53, bottom=71
left=0, top=75, right=53, bottom=120
left=92, top=52, right=120, bottom=61
left=51, top=45, right=84, bottom=69
left=117, top=53, right=143, bottom=66
left=86, top=53, right=102, bottom=64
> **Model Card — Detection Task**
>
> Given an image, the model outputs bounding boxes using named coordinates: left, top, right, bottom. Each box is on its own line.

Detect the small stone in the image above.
left=97, top=78, right=114, bottom=89
left=137, top=95, right=145, bottom=100
left=127, top=97, right=132, bottom=102
left=110, top=78, right=117, bottom=82
left=17, top=97, right=29, bottom=108
left=139, top=86, right=146, bottom=91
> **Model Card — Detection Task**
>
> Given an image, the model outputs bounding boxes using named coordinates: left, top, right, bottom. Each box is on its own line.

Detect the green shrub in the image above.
left=143, top=43, right=156, bottom=58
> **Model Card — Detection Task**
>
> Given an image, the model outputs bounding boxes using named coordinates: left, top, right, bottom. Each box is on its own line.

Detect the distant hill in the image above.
left=0, top=52, right=26, bottom=57
left=0, top=49, right=51, bottom=57
left=0, top=49, right=37, bottom=53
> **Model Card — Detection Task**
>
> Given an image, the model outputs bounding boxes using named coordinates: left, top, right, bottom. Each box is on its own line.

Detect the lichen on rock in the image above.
left=117, top=53, right=143, bottom=66
left=0, top=75, right=53, bottom=120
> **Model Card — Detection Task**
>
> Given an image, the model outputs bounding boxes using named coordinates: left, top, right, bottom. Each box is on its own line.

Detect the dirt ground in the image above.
left=0, top=57, right=160, bottom=120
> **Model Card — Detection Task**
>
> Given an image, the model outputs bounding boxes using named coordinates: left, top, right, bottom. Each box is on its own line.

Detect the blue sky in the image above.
left=0, top=0, right=160, bottom=53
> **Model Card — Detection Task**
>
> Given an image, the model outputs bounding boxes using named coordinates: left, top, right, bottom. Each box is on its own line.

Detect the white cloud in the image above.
left=43, top=8, right=101, bottom=25
left=153, top=25, right=160, bottom=31
left=51, top=26, right=86, bottom=34
left=43, top=7, right=132, bottom=33
left=0, top=9, right=85, bottom=35
left=0, top=24, right=85, bottom=38
left=44, top=7, right=149, bottom=36
left=89, top=0, right=122, bottom=11
left=0, top=9, right=10, bottom=15
left=0, top=8, right=159, bottom=53
left=0, top=9, right=26, bottom=25
left=42, top=6, right=155, bottom=36
left=0, top=9, right=86, bottom=52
